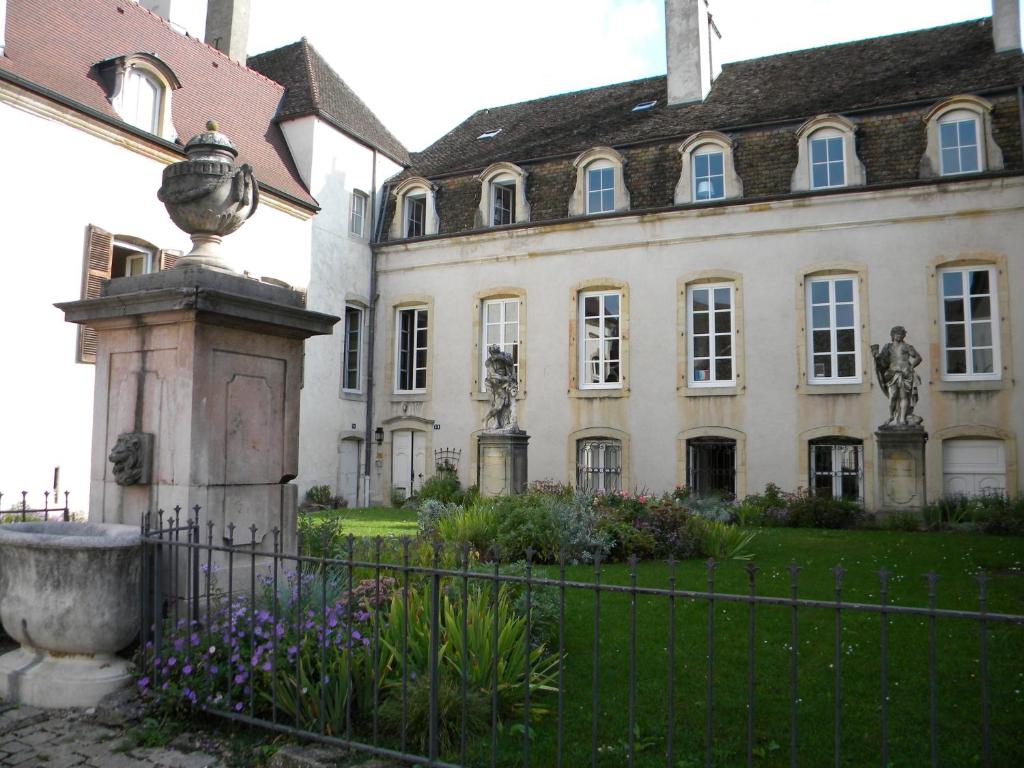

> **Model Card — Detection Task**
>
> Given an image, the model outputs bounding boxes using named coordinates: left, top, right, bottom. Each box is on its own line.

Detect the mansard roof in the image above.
left=0, top=0, right=315, bottom=207
left=248, top=39, right=410, bottom=166
left=410, top=18, right=1024, bottom=178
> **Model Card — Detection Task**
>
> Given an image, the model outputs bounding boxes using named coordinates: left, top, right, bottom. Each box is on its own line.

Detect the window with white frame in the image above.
left=491, top=178, right=515, bottom=225
left=586, top=164, right=615, bottom=214
left=806, top=276, right=860, bottom=383
left=481, top=298, right=519, bottom=391
left=342, top=305, right=363, bottom=392
left=939, top=267, right=999, bottom=379
left=687, top=283, right=734, bottom=386
left=117, top=65, right=163, bottom=135
left=938, top=112, right=980, bottom=176
left=112, top=239, right=155, bottom=277
left=404, top=194, right=426, bottom=238
left=579, top=291, right=621, bottom=388
left=693, top=150, right=725, bottom=200
left=350, top=192, right=367, bottom=237
left=809, top=438, right=863, bottom=501
left=395, top=307, right=428, bottom=392
left=809, top=131, right=845, bottom=188
left=576, top=438, right=622, bottom=493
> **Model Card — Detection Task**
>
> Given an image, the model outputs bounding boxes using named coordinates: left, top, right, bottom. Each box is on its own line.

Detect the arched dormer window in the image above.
left=390, top=177, right=439, bottom=239
left=95, top=53, right=180, bottom=140
left=675, top=131, right=743, bottom=204
left=920, top=95, right=1004, bottom=178
left=475, top=162, right=530, bottom=227
left=791, top=115, right=865, bottom=192
left=569, top=147, right=630, bottom=217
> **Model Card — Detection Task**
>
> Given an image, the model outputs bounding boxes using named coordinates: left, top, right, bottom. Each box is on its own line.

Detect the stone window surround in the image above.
left=387, top=295, right=434, bottom=401
left=677, top=270, right=745, bottom=397
left=567, top=426, right=630, bottom=490
left=928, top=425, right=1018, bottom=499
left=470, top=288, right=527, bottom=402
left=568, top=147, right=631, bottom=217
left=791, top=115, right=866, bottom=192
left=795, top=263, right=871, bottom=395
left=568, top=277, right=630, bottom=398
left=919, top=95, right=1004, bottom=179
left=340, top=296, right=368, bottom=400
left=676, top=426, right=747, bottom=498
left=99, top=53, right=180, bottom=141
left=389, top=177, right=439, bottom=239
left=926, top=253, right=1011, bottom=391
left=474, top=162, right=531, bottom=227
left=675, top=131, right=743, bottom=204
left=798, top=425, right=874, bottom=508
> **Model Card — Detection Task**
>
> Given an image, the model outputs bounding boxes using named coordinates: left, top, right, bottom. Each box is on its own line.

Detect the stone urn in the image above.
left=157, top=120, right=259, bottom=271
left=0, top=522, right=141, bottom=707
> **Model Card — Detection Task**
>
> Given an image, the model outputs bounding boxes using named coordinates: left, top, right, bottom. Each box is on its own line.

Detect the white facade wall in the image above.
left=0, top=94, right=312, bottom=509
left=372, top=177, right=1024, bottom=507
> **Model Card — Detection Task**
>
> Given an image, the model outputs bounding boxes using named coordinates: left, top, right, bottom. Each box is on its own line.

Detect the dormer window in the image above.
left=569, top=147, right=630, bottom=217
left=791, top=115, right=865, bottom=193
left=693, top=150, right=724, bottom=200
left=920, top=95, right=1004, bottom=179
left=390, top=177, right=439, bottom=240
left=632, top=100, right=657, bottom=112
left=675, top=131, right=742, bottom=204
left=96, top=53, right=180, bottom=140
left=475, top=162, right=531, bottom=228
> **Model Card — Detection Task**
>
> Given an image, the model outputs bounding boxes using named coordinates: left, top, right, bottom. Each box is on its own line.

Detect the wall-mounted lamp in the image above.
left=375, top=427, right=384, bottom=446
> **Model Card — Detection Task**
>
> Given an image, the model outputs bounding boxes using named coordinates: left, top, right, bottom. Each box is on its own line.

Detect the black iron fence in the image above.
left=0, top=491, right=71, bottom=522
left=140, top=508, right=1024, bottom=768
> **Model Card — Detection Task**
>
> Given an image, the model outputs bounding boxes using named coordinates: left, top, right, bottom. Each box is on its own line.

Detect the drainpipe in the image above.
left=362, top=152, right=386, bottom=506
left=1018, top=85, right=1024, bottom=168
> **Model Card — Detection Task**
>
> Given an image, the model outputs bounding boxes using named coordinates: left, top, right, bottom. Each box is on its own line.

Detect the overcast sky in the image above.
left=241, top=0, right=1005, bottom=152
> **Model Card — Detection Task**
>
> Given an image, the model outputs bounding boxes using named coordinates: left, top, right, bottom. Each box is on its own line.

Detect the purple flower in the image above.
left=234, top=702, right=243, bottom=712
left=137, top=676, right=150, bottom=688
left=183, top=664, right=193, bottom=675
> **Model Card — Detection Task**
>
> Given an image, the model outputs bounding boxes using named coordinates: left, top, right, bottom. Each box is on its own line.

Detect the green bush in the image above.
left=735, top=483, right=789, bottom=526
left=597, top=519, right=657, bottom=561
left=305, top=484, right=334, bottom=506
left=436, top=505, right=500, bottom=554
left=494, top=495, right=564, bottom=562
left=983, top=495, right=1024, bottom=535
left=784, top=491, right=863, bottom=529
left=689, top=518, right=757, bottom=560
left=418, top=474, right=465, bottom=504
left=885, top=511, right=922, bottom=532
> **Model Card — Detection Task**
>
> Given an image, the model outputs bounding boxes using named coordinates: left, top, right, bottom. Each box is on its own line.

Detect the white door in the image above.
left=943, top=439, right=1006, bottom=496
left=391, top=430, right=427, bottom=500
left=338, top=439, right=361, bottom=508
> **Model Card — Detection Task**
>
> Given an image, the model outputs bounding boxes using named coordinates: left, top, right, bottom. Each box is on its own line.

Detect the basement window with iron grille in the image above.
left=576, top=438, right=622, bottom=493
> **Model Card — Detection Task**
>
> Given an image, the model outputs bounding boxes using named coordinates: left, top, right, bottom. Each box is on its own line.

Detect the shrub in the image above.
left=305, top=484, right=334, bottom=506
left=597, top=519, right=657, bottom=561
left=690, top=518, right=757, bottom=560
left=435, top=505, right=499, bottom=554
left=494, top=495, right=564, bottom=562
left=683, top=495, right=735, bottom=524
left=885, top=511, right=921, bottom=532
left=417, top=499, right=462, bottom=536
left=418, top=474, right=464, bottom=504
left=735, top=483, right=789, bottom=527
left=983, top=495, right=1024, bottom=535
left=784, top=491, right=863, bottom=529
left=297, top=515, right=345, bottom=557
left=555, top=493, right=611, bottom=562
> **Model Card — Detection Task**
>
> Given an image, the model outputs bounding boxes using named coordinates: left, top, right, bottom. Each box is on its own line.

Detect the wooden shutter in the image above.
left=158, top=248, right=182, bottom=270
left=78, top=225, right=113, bottom=364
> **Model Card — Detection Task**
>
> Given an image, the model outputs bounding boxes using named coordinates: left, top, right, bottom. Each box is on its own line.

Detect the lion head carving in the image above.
left=108, top=433, right=149, bottom=486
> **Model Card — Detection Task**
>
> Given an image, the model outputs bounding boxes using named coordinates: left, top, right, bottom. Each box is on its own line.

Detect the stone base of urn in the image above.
left=876, top=428, right=929, bottom=513
left=477, top=431, right=529, bottom=497
left=0, top=647, right=133, bottom=708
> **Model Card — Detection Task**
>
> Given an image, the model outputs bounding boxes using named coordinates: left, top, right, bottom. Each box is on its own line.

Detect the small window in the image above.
left=579, top=290, right=621, bottom=388
left=810, top=133, right=845, bottom=188
left=632, top=100, right=657, bottom=112
left=687, top=283, right=734, bottom=386
left=112, top=240, right=155, bottom=278
left=939, top=267, right=999, bottom=379
left=491, top=179, right=516, bottom=226
left=350, top=192, right=367, bottom=237
left=342, top=305, right=363, bottom=392
left=118, top=66, right=162, bottom=134
left=938, top=116, right=980, bottom=175
left=806, top=276, right=860, bottom=383
left=693, top=150, right=725, bottom=201
left=481, top=298, right=519, bottom=391
left=809, top=438, right=863, bottom=501
left=395, top=307, right=428, bottom=392
left=576, top=438, right=622, bottom=493
left=687, top=438, right=736, bottom=498
left=477, top=128, right=502, bottom=140
left=404, top=195, right=426, bottom=238
left=586, top=164, right=615, bottom=214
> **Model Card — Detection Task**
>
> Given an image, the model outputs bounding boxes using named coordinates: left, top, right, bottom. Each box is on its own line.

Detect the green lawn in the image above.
left=302, top=506, right=417, bottom=538
left=302, top=509, right=1024, bottom=767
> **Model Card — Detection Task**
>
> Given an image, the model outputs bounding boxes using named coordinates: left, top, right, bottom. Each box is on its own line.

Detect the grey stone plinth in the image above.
left=477, top=431, right=529, bottom=496
left=876, top=428, right=928, bottom=513
left=55, top=268, right=339, bottom=554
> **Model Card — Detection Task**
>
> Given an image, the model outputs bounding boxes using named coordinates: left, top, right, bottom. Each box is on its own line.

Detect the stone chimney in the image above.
left=204, top=0, right=250, bottom=64
left=666, top=0, right=715, bottom=105
left=992, top=0, right=1022, bottom=53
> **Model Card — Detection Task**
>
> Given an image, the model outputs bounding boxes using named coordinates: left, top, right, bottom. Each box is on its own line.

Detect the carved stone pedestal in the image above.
left=876, top=428, right=928, bottom=514
left=57, top=266, right=338, bottom=554
left=478, top=431, right=529, bottom=497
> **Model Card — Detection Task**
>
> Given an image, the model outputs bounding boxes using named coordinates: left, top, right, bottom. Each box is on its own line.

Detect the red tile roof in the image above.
left=0, top=0, right=315, bottom=208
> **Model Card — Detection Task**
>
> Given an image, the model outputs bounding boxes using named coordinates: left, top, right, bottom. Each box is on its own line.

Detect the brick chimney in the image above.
left=992, top=0, right=1022, bottom=53
left=665, top=0, right=715, bottom=105
left=205, top=0, right=250, bottom=64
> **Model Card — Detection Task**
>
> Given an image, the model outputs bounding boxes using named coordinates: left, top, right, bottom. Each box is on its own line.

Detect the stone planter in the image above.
left=0, top=522, right=141, bottom=707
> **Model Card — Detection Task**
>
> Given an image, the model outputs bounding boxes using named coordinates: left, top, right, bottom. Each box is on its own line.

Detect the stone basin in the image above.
left=0, top=522, right=141, bottom=707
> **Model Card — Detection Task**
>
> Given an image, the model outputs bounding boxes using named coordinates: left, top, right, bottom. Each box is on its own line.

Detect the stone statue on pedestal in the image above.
left=871, top=325, right=923, bottom=429
left=483, top=344, right=519, bottom=431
